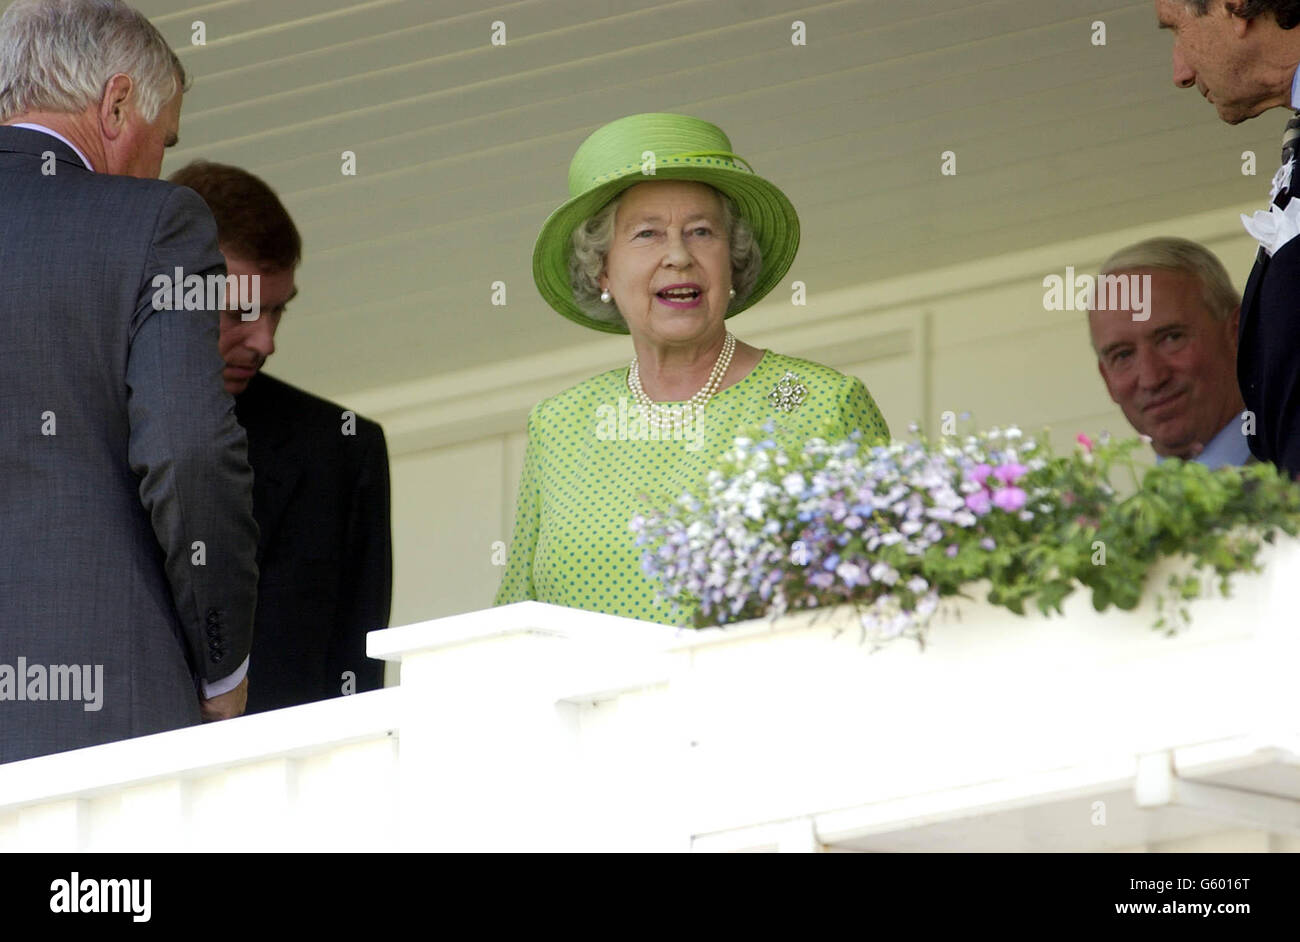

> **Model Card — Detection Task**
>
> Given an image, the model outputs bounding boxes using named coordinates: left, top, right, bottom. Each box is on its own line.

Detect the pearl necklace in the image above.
left=628, top=332, right=736, bottom=431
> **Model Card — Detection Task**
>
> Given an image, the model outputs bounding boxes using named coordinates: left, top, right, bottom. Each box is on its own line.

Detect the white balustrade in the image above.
left=3, top=542, right=1300, bottom=852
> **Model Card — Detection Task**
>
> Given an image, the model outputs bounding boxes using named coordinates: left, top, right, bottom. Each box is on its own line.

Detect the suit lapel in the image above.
left=1241, top=246, right=1266, bottom=331
left=1238, top=152, right=1292, bottom=400
left=237, top=377, right=303, bottom=564
left=250, top=454, right=302, bottom=564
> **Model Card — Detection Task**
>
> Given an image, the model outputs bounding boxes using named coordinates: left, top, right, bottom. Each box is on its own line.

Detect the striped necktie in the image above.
left=1273, top=111, right=1300, bottom=207
left=1283, top=111, right=1300, bottom=171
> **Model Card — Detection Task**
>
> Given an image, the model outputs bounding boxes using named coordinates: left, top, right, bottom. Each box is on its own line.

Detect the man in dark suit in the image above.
left=1155, top=0, right=1300, bottom=474
left=168, top=160, right=392, bottom=714
left=0, top=0, right=258, bottom=762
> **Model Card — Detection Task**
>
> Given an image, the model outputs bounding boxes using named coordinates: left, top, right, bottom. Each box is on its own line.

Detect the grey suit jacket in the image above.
left=0, top=126, right=259, bottom=764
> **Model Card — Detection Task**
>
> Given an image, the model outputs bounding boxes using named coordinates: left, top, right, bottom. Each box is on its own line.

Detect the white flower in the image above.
left=781, top=472, right=805, bottom=497
left=906, top=576, right=929, bottom=594
left=887, top=614, right=912, bottom=638
left=1270, top=159, right=1292, bottom=203
left=869, top=562, right=899, bottom=585
left=835, top=561, right=864, bottom=586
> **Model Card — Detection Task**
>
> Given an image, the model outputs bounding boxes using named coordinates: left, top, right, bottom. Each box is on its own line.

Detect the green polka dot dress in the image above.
left=493, top=351, right=890, bottom=625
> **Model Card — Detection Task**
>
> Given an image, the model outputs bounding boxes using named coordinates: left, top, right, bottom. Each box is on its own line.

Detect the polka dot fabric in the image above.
left=493, top=351, right=890, bottom=625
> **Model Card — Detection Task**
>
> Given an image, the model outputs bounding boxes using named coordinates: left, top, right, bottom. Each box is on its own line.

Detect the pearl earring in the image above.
left=600, top=289, right=612, bottom=303
left=728, top=287, right=736, bottom=299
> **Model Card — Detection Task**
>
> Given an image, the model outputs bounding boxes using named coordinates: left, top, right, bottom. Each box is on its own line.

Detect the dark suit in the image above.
left=234, top=372, right=391, bottom=713
left=1239, top=151, right=1300, bottom=475
left=0, top=127, right=259, bottom=763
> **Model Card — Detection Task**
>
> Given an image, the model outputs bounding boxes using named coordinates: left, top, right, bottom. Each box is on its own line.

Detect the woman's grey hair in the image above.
left=568, top=184, right=762, bottom=329
left=0, top=0, right=188, bottom=125
left=1099, top=236, right=1239, bottom=322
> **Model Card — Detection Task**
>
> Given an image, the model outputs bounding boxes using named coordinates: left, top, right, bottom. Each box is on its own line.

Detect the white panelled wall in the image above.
left=349, top=202, right=1264, bottom=632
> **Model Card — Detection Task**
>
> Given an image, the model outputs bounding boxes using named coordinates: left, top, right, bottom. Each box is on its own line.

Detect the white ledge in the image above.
left=366, top=599, right=681, bottom=661
left=4, top=540, right=1300, bottom=851
left=0, top=687, right=399, bottom=811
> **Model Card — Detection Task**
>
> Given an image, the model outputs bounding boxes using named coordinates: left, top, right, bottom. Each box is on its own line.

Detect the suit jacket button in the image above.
left=211, top=652, right=223, bottom=664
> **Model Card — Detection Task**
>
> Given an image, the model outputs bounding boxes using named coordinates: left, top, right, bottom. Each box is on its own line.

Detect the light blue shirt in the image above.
left=1292, top=67, right=1300, bottom=108
left=1155, top=417, right=1252, bottom=470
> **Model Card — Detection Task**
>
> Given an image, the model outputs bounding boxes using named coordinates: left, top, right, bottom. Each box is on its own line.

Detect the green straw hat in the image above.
left=533, top=112, right=800, bottom=333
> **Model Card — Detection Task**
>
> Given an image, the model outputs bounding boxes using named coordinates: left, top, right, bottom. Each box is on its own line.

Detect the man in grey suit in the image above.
left=0, top=0, right=259, bottom=763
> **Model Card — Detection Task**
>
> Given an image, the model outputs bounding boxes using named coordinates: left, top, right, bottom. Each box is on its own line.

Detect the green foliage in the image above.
left=984, top=435, right=1300, bottom=630
left=640, top=420, right=1300, bottom=638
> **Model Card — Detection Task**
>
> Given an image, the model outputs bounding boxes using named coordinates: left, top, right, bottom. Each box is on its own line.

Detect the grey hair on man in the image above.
left=0, top=0, right=186, bottom=124
left=568, top=186, right=763, bottom=329
left=1099, top=236, right=1239, bottom=322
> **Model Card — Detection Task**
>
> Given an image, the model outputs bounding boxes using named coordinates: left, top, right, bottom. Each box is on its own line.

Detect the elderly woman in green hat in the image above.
left=495, top=113, right=890, bottom=624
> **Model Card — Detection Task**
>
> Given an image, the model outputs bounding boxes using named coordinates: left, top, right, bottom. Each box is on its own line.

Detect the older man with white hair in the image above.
left=0, top=0, right=259, bottom=763
left=1088, top=237, right=1250, bottom=469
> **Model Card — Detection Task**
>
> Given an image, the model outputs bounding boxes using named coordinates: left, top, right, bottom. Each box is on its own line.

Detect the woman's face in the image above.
left=600, top=180, right=733, bottom=347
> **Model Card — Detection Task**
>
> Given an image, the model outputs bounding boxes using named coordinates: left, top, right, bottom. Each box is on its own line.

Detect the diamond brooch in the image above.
left=768, top=371, right=808, bottom=413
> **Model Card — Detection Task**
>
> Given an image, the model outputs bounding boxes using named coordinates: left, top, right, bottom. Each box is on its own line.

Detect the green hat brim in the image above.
left=533, top=163, right=800, bottom=334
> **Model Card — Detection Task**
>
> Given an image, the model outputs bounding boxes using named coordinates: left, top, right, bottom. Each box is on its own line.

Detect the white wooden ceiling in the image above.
left=20, top=0, right=1285, bottom=396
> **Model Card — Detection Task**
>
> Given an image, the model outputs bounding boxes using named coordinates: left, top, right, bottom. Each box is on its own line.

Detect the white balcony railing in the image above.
left=3, top=541, right=1300, bottom=852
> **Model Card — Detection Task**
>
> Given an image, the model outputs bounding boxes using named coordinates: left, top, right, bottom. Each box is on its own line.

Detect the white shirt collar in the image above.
left=8, top=123, right=94, bottom=171
left=1291, top=67, right=1300, bottom=109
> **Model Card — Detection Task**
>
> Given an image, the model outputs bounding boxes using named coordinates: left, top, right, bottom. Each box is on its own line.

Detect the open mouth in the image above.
left=657, top=287, right=701, bottom=301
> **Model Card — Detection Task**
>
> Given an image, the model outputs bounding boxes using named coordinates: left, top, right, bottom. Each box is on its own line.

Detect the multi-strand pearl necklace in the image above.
left=627, top=331, right=736, bottom=432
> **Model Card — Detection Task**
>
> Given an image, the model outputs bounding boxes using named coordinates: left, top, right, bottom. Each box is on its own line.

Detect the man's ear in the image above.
left=97, top=73, right=133, bottom=141
left=1224, top=2, right=1253, bottom=37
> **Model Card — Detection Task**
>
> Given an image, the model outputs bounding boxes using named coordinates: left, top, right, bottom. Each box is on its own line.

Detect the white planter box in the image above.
left=668, top=536, right=1300, bottom=850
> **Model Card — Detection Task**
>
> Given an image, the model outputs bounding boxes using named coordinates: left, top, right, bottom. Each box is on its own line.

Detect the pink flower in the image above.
left=968, top=463, right=993, bottom=486
left=993, top=462, right=1028, bottom=485
left=965, top=490, right=993, bottom=515
left=1076, top=433, right=1094, bottom=453
left=992, top=486, right=1027, bottom=512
